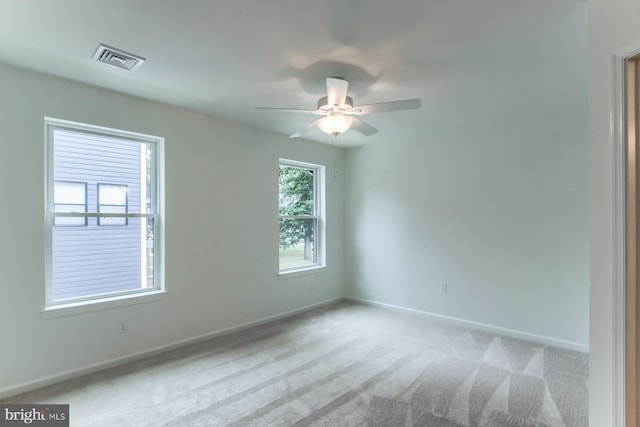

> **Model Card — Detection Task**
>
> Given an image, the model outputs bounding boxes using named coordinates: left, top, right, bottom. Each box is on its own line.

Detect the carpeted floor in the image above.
left=2, top=301, right=588, bottom=426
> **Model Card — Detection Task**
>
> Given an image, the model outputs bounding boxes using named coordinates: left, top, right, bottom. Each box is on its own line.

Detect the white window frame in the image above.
left=278, top=159, right=326, bottom=277
left=43, top=117, right=165, bottom=314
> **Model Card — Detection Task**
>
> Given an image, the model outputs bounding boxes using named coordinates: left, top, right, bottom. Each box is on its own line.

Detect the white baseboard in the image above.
left=345, top=296, right=589, bottom=353
left=0, top=297, right=343, bottom=400
left=1, top=295, right=587, bottom=400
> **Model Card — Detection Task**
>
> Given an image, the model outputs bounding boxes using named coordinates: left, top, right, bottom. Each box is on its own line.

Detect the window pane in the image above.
left=53, top=130, right=148, bottom=214
left=54, top=215, right=87, bottom=226
left=51, top=217, right=148, bottom=301
left=55, top=203, right=86, bottom=214
left=279, top=218, right=316, bottom=270
left=99, top=206, right=127, bottom=214
left=98, top=184, right=128, bottom=226
left=98, top=205, right=128, bottom=226
left=55, top=181, right=86, bottom=205
left=279, top=166, right=314, bottom=215
left=54, top=181, right=86, bottom=226
left=99, top=184, right=127, bottom=205
left=48, top=123, right=160, bottom=305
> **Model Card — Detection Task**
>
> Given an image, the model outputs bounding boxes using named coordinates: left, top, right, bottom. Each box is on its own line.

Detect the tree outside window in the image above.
left=278, top=161, right=322, bottom=272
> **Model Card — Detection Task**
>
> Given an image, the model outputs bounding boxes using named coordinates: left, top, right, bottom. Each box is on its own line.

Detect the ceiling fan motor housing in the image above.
left=318, top=96, right=354, bottom=110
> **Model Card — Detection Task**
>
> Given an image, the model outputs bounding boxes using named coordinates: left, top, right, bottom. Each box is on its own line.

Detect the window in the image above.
left=278, top=159, right=325, bottom=274
left=98, top=183, right=128, bottom=226
left=54, top=181, right=87, bottom=226
left=45, top=118, right=163, bottom=308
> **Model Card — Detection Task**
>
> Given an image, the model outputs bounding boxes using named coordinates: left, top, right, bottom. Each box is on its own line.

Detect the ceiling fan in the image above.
left=256, top=77, right=421, bottom=138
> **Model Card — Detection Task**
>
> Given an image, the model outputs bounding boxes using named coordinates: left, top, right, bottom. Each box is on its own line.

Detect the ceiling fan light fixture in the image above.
left=256, top=77, right=420, bottom=139
left=317, top=113, right=353, bottom=135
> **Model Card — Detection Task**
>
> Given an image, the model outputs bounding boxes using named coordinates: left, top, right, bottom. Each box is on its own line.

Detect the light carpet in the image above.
left=2, top=301, right=588, bottom=426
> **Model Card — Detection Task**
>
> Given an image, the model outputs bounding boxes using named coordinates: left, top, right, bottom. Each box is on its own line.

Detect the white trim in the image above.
left=611, top=51, right=628, bottom=427
left=610, top=40, right=640, bottom=427
left=140, top=143, right=147, bottom=290
left=44, top=117, right=161, bottom=144
left=44, top=121, right=54, bottom=306
left=608, top=38, right=640, bottom=427
left=278, top=158, right=326, bottom=274
left=40, top=290, right=167, bottom=319
left=0, top=297, right=343, bottom=400
left=43, top=117, right=165, bottom=309
left=278, top=265, right=326, bottom=279
left=347, top=297, right=589, bottom=353
left=52, top=212, right=153, bottom=218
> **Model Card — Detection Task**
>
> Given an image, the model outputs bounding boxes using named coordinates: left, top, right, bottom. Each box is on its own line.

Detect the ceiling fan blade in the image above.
left=289, top=119, right=322, bottom=138
left=350, top=117, right=378, bottom=136
left=255, top=107, right=326, bottom=115
left=326, top=77, right=349, bottom=108
left=347, top=98, right=421, bottom=115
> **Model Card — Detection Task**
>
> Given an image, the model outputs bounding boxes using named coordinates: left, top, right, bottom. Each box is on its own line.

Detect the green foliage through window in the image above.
left=279, top=163, right=318, bottom=270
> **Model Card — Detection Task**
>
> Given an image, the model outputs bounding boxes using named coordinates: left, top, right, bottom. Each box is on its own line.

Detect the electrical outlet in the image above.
left=117, top=321, right=128, bottom=334
left=440, top=282, right=448, bottom=294
left=309, top=283, right=316, bottom=293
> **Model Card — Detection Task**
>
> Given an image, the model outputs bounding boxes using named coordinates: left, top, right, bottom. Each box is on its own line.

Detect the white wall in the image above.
left=0, top=63, right=345, bottom=396
left=588, top=0, right=640, bottom=425
left=344, top=5, right=590, bottom=350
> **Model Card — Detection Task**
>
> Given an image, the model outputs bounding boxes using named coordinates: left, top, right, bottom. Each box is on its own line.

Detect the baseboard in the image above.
left=0, top=297, right=343, bottom=400
left=345, top=296, right=589, bottom=353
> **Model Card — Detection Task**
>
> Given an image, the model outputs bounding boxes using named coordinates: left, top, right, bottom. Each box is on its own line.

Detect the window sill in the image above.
left=278, top=265, right=326, bottom=279
left=41, top=290, right=167, bottom=319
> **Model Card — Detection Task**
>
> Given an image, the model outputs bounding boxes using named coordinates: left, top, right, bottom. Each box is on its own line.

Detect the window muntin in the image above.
left=54, top=181, right=87, bottom=226
left=98, top=183, right=128, bottom=226
left=45, top=118, right=163, bottom=307
left=278, top=160, right=324, bottom=273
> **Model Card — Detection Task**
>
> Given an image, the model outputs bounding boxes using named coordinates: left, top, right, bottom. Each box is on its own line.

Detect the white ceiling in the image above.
left=0, top=0, right=586, bottom=147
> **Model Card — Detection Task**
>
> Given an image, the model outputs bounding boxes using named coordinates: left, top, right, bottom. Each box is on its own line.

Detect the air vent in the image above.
left=92, top=43, right=145, bottom=71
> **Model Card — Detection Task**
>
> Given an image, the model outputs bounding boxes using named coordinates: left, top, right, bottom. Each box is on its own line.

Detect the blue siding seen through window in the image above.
left=51, top=129, right=146, bottom=301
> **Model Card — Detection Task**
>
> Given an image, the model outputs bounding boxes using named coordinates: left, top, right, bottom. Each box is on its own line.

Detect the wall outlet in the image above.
left=440, top=282, right=448, bottom=294
left=309, top=283, right=316, bottom=293
left=117, top=321, right=128, bottom=334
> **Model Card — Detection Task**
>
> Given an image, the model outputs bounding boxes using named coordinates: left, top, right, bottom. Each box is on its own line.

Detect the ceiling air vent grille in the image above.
left=92, top=44, right=145, bottom=71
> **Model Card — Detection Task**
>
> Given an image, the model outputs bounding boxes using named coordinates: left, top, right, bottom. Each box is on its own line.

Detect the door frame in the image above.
left=613, top=45, right=640, bottom=427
